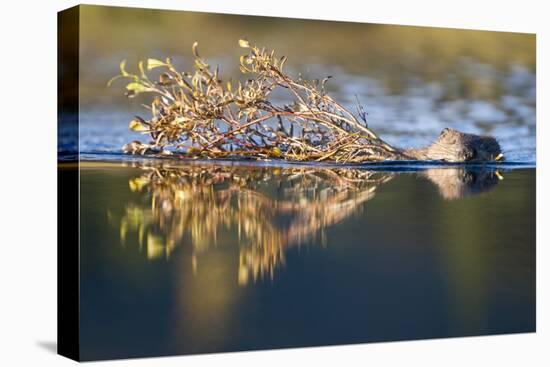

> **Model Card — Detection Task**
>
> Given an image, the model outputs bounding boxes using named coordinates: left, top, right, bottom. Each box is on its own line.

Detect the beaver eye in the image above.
left=462, top=148, right=476, bottom=161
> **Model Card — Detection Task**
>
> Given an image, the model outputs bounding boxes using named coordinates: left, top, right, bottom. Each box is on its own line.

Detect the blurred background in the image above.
left=76, top=5, right=536, bottom=162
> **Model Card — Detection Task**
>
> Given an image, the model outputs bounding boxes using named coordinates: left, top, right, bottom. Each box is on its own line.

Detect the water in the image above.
left=77, top=162, right=535, bottom=360
left=62, top=5, right=536, bottom=361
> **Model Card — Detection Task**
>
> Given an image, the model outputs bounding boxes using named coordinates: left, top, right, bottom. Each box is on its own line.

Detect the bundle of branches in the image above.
left=110, top=39, right=400, bottom=163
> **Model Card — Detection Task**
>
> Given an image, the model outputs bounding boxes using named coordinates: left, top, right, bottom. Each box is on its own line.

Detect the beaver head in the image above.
left=405, top=128, right=503, bottom=162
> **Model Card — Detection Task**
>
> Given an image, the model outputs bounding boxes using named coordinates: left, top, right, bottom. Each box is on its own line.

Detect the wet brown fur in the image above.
left=401, top=128, right=502, bottom=162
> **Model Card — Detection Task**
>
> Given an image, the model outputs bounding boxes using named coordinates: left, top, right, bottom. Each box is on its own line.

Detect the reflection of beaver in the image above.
left=422, top=167, right=501, bottom=199
left=401, top=128, right=503, bottom=162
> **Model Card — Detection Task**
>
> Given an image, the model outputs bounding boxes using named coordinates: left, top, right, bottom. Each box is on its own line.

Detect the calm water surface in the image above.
left=78, top=162, right=535, bottom=360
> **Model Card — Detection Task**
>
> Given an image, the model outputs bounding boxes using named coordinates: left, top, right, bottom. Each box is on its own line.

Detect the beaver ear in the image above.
left=440, top=128, right=450, bottom=136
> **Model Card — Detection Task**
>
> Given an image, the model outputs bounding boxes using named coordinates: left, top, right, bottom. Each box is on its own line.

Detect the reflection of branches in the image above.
left=113, top=163, right=392, bottom=285
left=111, top=162, right=501, bottom=285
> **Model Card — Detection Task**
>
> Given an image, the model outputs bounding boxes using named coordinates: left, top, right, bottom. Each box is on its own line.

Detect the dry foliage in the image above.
left=110, top=40, right=401, bottom=163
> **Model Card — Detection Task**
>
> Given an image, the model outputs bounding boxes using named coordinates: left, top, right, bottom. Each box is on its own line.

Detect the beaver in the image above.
left=399, top=128, right=503, bottom=162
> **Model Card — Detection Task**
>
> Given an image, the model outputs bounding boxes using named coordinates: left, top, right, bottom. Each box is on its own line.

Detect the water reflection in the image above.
left=423, top=167, right=501, bottom=199
left=111, top=162, right=502, bottom=285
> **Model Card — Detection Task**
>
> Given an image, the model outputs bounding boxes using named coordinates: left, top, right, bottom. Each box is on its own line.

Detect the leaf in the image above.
left=126, top=82, right=151, bottom=93
left=120, top=59, right=129, bottom=76
left=138, top=61, right=147, bottom=78
left=147, top=58, right=166, bottom=70
left=174, top=117, right=186, bottom=124
left=279, top=56, right=287, bottom=70
left=158, top=72, right=173, bottom=85
left=129, top=118, right=149, bottom=132
left=321, top=75, right=332, bottom=86
left=192, top=41, right=200, bottom=57
left=194, top=58, right=209, bottom=71
left=271, top=147, right=282, bottom=157
left=106, top=74, right=124, bottom=87
left=238, top=39, right=250, bottom=48
left=107, top=59, right=131, bottom=87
